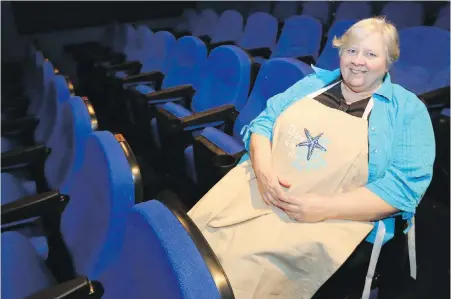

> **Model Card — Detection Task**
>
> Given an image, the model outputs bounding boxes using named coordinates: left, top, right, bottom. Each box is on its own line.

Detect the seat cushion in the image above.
left=1, top=232, right=56, bottom=299
left=201, top=127, right=244, bottom=155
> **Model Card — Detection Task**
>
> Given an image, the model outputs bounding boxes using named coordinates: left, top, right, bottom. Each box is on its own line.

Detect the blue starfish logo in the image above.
left=296, top=128, right=327, bottom=161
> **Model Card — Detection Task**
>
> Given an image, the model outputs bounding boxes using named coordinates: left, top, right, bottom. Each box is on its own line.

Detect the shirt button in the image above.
left=373, top=149, right=378, bottom=154
left=371, top=127, right=376, bottom=132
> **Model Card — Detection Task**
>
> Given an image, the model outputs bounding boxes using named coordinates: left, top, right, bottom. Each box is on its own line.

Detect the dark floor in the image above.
left=404, top=192, right=450, bottom=299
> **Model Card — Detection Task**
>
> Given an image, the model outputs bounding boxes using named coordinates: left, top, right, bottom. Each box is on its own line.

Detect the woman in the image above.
left=188, top=17, right=435, bottom=299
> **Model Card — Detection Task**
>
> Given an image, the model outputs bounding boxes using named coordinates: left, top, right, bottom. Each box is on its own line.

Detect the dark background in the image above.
left=10, top=1, right=197, bottom=34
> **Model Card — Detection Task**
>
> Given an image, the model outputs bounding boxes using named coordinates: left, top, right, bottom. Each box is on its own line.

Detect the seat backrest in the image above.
left=273, top=1, right=300, bottom=21
left=1, top=232, right=57, bottom=299
left=271, top=15, right=323, bottom=60
left=44, top=96, right=96, bottom=191
left=61, top=131, right=137, bottom=279
left=237, top=12, right=278, bottom=50
left=100, top=200, right=232, bottom=299
left=162, top=36, right=208, bottom=91
left=434, top=3, right=450, bottom=31
left=381, top=2, right=424, bottom=30
left=316, top=19, right=357, bottom=70
left=192, top=45, right=251, bottom=113
left=34, top=72, right=70, bottom=145
left=390, top=26, right=450, bottom=94
left=301, top=1, right=331, bottom=25
left=141, top=31, right=176, bottom=74
left=192, top=9, right=219, bottom=37
left=211, top=10, right=244, bottom=43
left=176, top=8, right=198, bottom=32
left=111, top=23, right=131, bottom=54
left=233, top=58, right=314, bottom=140
left=333, top=2, right=372, bottom=23
left=123, top=24, right=140, bottom=59
left=128, top=25, right=153, bottom=62
left=27, top=52, right=49, bottom=113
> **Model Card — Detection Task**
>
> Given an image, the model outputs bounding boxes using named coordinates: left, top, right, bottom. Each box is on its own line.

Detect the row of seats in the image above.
left=177, top=1, right=450, bottom=37
left=1, top=54, right=234, bottom=299
left=66, top=17, right=449, bottom=97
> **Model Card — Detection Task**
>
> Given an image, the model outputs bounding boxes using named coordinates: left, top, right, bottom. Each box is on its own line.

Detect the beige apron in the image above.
left=188, top=82, right=379, bottom=299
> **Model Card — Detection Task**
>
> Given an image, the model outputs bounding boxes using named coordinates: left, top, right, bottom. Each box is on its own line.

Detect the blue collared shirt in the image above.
left=239, top=66, right=435, bottom=244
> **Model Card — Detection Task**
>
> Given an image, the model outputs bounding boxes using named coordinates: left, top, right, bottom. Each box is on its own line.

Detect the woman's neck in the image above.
left=341, top=81, right=382, bottom=105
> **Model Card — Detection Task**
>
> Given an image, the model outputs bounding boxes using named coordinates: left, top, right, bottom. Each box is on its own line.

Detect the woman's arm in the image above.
left=326, top=187, right=399, bottom=221
left=327, top=101, right=435, bottom=222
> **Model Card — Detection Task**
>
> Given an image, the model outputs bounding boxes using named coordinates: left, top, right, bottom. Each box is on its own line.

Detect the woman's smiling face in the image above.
left=340, top=31, right=388, bottom=93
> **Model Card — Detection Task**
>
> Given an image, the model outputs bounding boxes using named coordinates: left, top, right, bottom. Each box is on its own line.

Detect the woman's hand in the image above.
left=255, top=167, right=291, bottom=207
left=275, top=194, right=331, bottom=223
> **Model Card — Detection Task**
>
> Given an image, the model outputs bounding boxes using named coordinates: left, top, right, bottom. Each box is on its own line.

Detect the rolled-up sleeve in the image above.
left=366, top=103, right=436, bottom=214
left=240, top=93, right=283, bottom=151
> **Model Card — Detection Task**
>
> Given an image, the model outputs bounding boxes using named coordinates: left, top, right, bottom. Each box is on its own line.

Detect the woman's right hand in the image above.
left=255, top=168, right=291, bottom=206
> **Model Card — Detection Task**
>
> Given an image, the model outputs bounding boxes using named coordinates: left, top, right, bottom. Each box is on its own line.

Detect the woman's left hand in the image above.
left=275, top=194, right=331, bottom=223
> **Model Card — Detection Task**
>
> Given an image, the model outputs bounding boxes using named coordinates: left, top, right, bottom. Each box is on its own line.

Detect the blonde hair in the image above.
left=332, top=16, right=400, bottom=66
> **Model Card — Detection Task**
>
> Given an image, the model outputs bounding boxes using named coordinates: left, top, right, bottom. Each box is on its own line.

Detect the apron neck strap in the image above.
left=307, top=80, right=375, bottom=120
left=362, top=98, right=374, bottom=120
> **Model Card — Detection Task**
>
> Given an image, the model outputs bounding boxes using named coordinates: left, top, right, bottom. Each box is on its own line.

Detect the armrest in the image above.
left=295, top=55, right=316, bottom=66
left=104, top=60, right=142, bottom=73
left=2, top=116, right=39, bottom=136
left=179, top=104, right=238, bottom=128
left=2, top=144, right=49, bottom=169
left=146, top=84, right=195, bottom=103
left=419, top=86, right=450, bottom=107
left=246, top=47, right=272, bottom=59
left=26, top=277, right=104, bottom=299
left=122, top=71, right=165, bottom=85
left=207, top=40, right=236, bottom=52
left=1, top=190, right=68, bottom=225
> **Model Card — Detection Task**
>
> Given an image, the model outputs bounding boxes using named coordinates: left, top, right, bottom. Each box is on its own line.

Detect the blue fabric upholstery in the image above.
left=162, top=36, right=208, bottom=90
left=435, top=3, right=450, bottom=30
left=1, top=232, right=56, bottom=299
left=237, top=12, right=278, bottom=50
left=316, top=19, right=356, bottom=70
left=163, top=102, right=193, bottom=118
left=211, top=10, right=243, bottom=43
left=60, top=131, right=136, bottom=279
left=34, top=74, right=71, bottom=145
left=185, top=58, right=313, bottom=184
left=273, top=2, right=300, bottom=21
left=271, top=15, right=323, bottom=61
left=333, top=2, right=372, bottom=23
left=381, top=2, right=424, bottom=30
left=153, top=45, right=251, bottom=157
left=176, top=9, right=197, bottom=32
left=46, top=96, right=94, bottom=191
left=99, top=200, right=221, bottom=299
left=191, top=9, right=219, bottom=37
left=302, top=1, right=331, bottom=25
left=391, top=26, right=450, bottom=94
left=140, top=31, right=176, bottom=74
left=131, top=36, right=207, bottom=101
left=191, top=45, right=251, bottom=113
left=200, top=127, right=244, bottom=155
left=135, top=85, right=155, bottom=94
